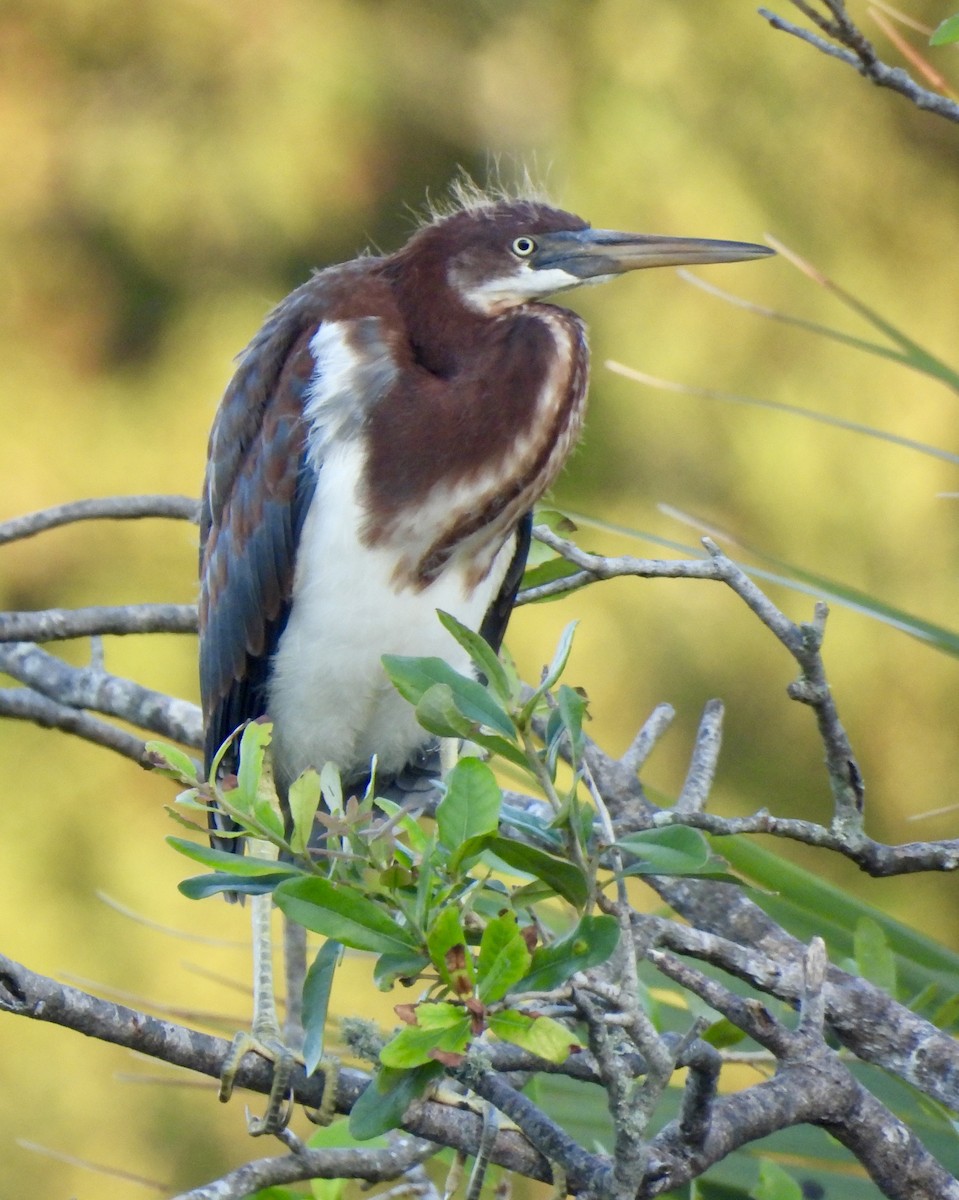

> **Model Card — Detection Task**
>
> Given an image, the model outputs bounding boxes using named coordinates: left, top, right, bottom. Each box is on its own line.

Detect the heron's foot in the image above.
left=439, top=1100, right=500, bottom=1200
left=219, top=1029, right=296, bottom=1136
left=303, top=1057, right=340, bottom=1127
left=429, top=1082, right=518, bottom=1128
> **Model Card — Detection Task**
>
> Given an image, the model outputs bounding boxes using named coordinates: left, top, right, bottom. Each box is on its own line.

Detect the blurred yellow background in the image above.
left=1, top=0, right=957, bottom=1195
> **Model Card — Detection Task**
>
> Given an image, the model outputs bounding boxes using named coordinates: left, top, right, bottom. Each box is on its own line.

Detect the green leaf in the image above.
left=348, top=1063, right=442, bottom=1140
left=274, top=877, right=418, bottom=955
left=447, top=831, right=497, bottom=876
left=178, top=872, right=291, bottom=899
left=414, top=683, right=478, bottom=739
left=931, top=14, right=959, bottom=45
left=518, top=915, right=620, bottom=992
left=477, top=913, right=532, bottom=1003
left=235, top=720, right=273, bottom=810
left=488, top=1010, right=581, bottom=1062
left=311, top=1180, right=346, bottom=1200
left=426, top=904, right=475, bottom=992
left=534, top=507, right=578, bottom=536
left=436, top=609, right=512, bottom=701
left=164, top=803, right=211, bottom=835
left=750, top=1159, right=803, bottom=1200
left=556, top=684, right=588, bottom=762
left=436, top=758, right=502, bottom=851
left=854, top=916, right=898, bottom=996
left=288, top=769, right=322, bottom=856
left=379, top=1003, right=472, bottom=1068
left=520, top=555, right=581, bottom=598
left=498, top=804, right=564, bottom=851
left=373, top=950, right=430, bottom=990
left=461, top=729, right=531, bottom=770
left=251, top=793, right=285, bottom=842
left=520, top=621, right=578, bottom=720
left=166, top=836, right=299, bottom=876
left=144, top=741, right=200, bottom=784
left=302, top=940, right=342, bottom=1075
left=615, top=826, right=713, bottom=875
left=172, top=788, right=210, bottom=813
left=932, top=991, right=959, bottom=1031
left=701, top=1017, right=747, bottom=1050
left=382, top=654, right=515, bottom=737
left=487, top=836, right=589, bottom=910
left=319, top=761, right=343, bottom=812
left=542, top=619, right=578, bottom=687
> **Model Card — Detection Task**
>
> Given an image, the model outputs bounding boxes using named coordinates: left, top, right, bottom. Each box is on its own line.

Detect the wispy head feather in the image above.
left=420, top=164, right=553, bottom=227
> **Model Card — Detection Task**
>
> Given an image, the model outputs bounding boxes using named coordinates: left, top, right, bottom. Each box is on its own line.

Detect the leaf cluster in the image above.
left=151, top=614, right=728, bottom=1142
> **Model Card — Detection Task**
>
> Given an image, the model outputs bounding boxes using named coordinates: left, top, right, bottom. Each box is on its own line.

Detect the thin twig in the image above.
left=531, top=526, right=870, bottom=836
left=676, top=700, right=724, bottom=813
left=0, top=494, right=199, bottom=546
left=171, top=1137, right=439, bottom=1200
left=0, top=604, right=198, bottom=643
left=759, top=0, right=959, bottom=122
left=619, top=703, right=675, bottom=775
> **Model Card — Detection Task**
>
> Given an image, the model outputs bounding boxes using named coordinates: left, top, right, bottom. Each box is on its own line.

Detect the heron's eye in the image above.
left=511, top=236, right=537, bottom=258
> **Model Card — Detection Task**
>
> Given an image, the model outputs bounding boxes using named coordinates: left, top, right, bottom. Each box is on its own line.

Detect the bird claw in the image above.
left=219, top=1029, right=296, bottom=1136
left=303, top=1058, right=340, bottom=1127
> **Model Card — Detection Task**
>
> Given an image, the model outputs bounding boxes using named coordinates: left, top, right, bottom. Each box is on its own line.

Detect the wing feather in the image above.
left=199, top=317, right=320, bottom=804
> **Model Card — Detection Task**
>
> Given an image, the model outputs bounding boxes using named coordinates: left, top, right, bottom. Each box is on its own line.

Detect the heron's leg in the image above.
left=219, top=842, right=296, bottom=1136
left=283, top=914, right=307, bottom=1054
left=287, top=917, right=343, bottom=1127
left=465, top=1101, right=499, bottom=1200
left=440, top=1100, right=499, bottom=1200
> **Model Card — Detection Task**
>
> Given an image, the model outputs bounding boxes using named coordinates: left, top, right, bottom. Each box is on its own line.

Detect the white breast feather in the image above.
left=270, top=321, right=516, bottom=785
left=270, top=442, right=514, bottom=783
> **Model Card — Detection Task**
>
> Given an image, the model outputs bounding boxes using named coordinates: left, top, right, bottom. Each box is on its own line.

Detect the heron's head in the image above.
left=400, top=199, right=773, bottom=316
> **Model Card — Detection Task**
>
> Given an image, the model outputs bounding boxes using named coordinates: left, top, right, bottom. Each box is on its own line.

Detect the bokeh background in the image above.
left=1, top=1, right=957, bottom=1195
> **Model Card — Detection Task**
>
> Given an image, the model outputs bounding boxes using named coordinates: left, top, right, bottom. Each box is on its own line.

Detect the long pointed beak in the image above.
left=533, top=228, right=774, bottom=279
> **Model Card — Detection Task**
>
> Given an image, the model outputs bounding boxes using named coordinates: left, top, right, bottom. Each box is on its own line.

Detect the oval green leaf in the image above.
left=437, top=758, right=502, bottom=851
left=274, top=876, right=418, bottom=955
left=487, top=837, right=589, bottom=910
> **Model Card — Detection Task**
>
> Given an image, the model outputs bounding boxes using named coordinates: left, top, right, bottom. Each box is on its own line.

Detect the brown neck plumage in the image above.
left=362, top=249, right=590, bottom=588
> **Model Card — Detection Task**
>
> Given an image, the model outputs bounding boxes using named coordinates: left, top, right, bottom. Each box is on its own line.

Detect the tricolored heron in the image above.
left=199, top=186, right=773, bottom=1130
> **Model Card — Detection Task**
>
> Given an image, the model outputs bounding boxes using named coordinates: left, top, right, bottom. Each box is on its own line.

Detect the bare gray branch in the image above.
left=0, top=687, right=149, bottom=762
left=0, top=494, right=199, bottom=546
left=171, top=1137, right=438, bottom=1200
left=0, top=642, right=202, bottom=748
left=759, top=1, right=959, bottom=124
left=0, top=604, right=198, bottom=643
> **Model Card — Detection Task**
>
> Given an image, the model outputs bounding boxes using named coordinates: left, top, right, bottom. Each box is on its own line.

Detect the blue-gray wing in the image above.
left=198, top=317, right=320, bottom=802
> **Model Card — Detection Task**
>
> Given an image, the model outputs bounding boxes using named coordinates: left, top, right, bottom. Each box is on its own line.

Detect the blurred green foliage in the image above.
left=1, top=1, right=958, bottom=1196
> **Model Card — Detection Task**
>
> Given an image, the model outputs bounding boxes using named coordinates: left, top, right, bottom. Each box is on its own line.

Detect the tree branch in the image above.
left=0, top=495, right=199, bottom=546
left=4, top=497, right=959, bottom=1194
left=0, top=686, right=151, bottom=762
left=0, top=642, right=202, bottom=749
left=171, top=1135, right=439, bottom=1200
left=645, top=944, right=959, bottom=1200
left=0, top=952, right=559, bottom=1187
left=0, top=604, right=198, bottom=643
left=580, top=736, right=959, bottom=1114
left=759, top=0, right=959, bottom=123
